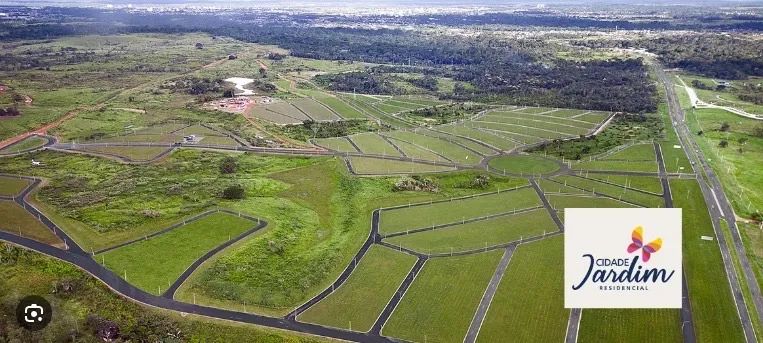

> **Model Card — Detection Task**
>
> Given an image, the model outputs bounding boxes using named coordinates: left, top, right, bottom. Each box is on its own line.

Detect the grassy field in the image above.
left=549, top=175, right=665, bottom=208
left=383, top=131, right=479, bottom=164
left=671, top=179, right=746, bottom=342
left=379, top=186, right=540, bottom=234
left=599, top=143, right=656, bottom=161
left=0, top=175, right=30, bottom=196
left=78, top=146, right=171, bottom=161
left=313, top=137, right=359, bottom=153
left=437, top=125, right=519, bottom=150
left=585, top=174, right=664, bottom=194
left=349, top=133, right=402, bottom=156
left=0, top=201, right=62, bottom=246
left=384, top=208, right=557, bottom=254
left=0, top=242, right=326, bottom=342
left=98, top=211, right=256, bottom=295
left=573, top=159, right=658, bottom=173
left=0, top=135, right=47, bottom=154
left=488, top=154, right=560, bottom=175
left=476, top=236, right=568, bottom=343
left=386, top=138, right=449, bottom=162
left=348, top=157, right=455, bottom=174
left=578, top=309, right=681, bottom=343
left=297, top=246, right=417, bottom=331
left=382, top=251, right=503, bottom=342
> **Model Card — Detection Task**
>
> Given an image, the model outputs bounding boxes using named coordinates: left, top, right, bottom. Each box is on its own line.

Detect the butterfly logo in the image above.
left=626, top=226, right=662, bottom=262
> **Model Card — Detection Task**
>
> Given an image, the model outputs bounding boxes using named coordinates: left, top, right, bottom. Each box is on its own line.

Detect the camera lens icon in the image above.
left=16, top=295, right=52, bottom=331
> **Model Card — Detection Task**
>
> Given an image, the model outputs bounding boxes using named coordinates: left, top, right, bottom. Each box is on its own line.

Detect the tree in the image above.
left=222, top=184, right=245, bottom=199
left=220, top=157, right=237, bottom=174
left=718, top=140, right=729, bottom=148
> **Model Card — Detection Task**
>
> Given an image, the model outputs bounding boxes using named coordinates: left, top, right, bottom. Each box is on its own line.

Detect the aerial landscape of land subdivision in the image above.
left=1, top=1, right=763, bottom=342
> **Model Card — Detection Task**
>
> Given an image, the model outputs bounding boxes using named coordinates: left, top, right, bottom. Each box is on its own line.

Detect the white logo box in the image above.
left=564, top=208, right=682, bottom=308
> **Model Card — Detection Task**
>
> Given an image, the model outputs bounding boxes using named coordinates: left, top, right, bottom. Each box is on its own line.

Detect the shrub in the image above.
left=220, top=157, right=237, bottom=174
left=718, top=140, right=729, bottom=148
left=222, top=184, right=245, bottom=199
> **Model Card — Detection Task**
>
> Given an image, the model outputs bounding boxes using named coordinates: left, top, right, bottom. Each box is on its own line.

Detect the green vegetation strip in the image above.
left=578, top=309, right=681, bottom=342
left=384, top=208, right=557, bottom=254
left=382, top=251, right=503, bottom=342
left=379, top=187, right=540, bottom=234
left=671, top=179, right=745, bottom=342
left=0, top=201, right=62, bottom=246
left=97, top=211, right=257, bottom=295
left=348, top=157, right=455, bottom=175
left=549, top=175, right=664, bottom=208
left=488, top=154, right=560, bottom=175
left=477, top=236, right=569, bottom=342
left=298, top=246, right=417, bottom=332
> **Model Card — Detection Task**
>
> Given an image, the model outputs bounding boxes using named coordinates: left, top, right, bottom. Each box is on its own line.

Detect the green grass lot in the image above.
left=78, top=146, right=170, bottom=161
left=383, top=130, right=480, bottom=164
left=0, top=243, right=326, bottom=343
left=98, top=211, right=255, bottom=295
left=313, top=137, right=359, bottom=153
left=586, top=174, right=664, bottom=194
left=349, top=133, right=402, bottom=156
left=547, top=194, right=636, bottom=220
left=438, top=125, right=519, bottom=151
left=486, top=111, right=595, bottom=130
left=0, top=135, right=47, bottom=154
left=386, top=138, right=449, bottom=162
left=379, top=186, right=538, bottom=234
left=536, top=178, right=586, bottom=195
left=297, top=246, right=417, bottom=331
left=316, top=96, right=366, bottom=119
left=513, top=106, right=557, bottom=115
left=573, top=159, right=658, bottom=173
left=348, top=157, right=455, bottom=174
left=578, top=309, right=681, bottom=343
left=600, top=143, right=656, bottom=161
left=290, top=98, right=341, bottom=121
left=0, top=201, right=62, bottom=246
left=480, top=114, right=589, bottom=136
left=473, top=120, right=572, bottom=140
left=419, top=130, right=499, bottom=156
left=660, top=142, right=694, bottom=173
left=549, top=175, right=665, bottom=208
left=384, top=208, right=556, bottom=254
left=487, top=154, right=560, bottom=175
left=382, top=251, right=503, bottom=342
left=0, top=175, right=30, bottom=196
left=543, top=108, right=589, bottom=118
left=671, top=179, right=745, bottom=342
left=476, top=236, right=568, bottom=343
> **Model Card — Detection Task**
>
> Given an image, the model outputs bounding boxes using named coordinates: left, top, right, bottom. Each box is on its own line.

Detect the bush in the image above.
left=753, top=125, right=763, bottom=138
left=222, top=184, right=245, bottom=199
left=720, top=122, right=730, bottom=132
left=718, top=140, right=729, bottom=148
left=219, top=157, right=237, bottom=174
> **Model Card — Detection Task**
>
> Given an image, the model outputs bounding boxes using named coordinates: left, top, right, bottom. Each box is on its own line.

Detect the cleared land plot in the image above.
left=198, top=135, right=240, bottom=146
left=586, top=174, right=664, bottom=194
left=549, top=176, right=664, bottom=208
left=0, top=175, right=30, bottom=196
left=536, top=178, right=587, bottom=195
left=250, top=106, right=305, bottom=125
left=95, top=133, right=179, bottom=144
left=600, top=144, right=656, bottom=161
left=437, top=125, right=518, bottom=150
left=383, top=131, right=479, bottom=164
left=382, top=251, right=503, bottom=342
left=578, top=309, right=681, bottom=343
left=512, top=107, right=557, bottom=115
left=545, top=109, right=590, bottom=118
left=79, top=146, right=171, bottom=161
left=488, top=155, right=560, bottom=175
left=313, top=137, right=358, bottom=153
left=348, top=157, right=455, bottom=175
left=391, top=96, right=443, bottom=107
left=379, top=187, right=539, bottom=235
left=349, top=133, right=402, bottom=156
left=297, top=246, right=417, bottom=331
left=387, top=138, right=449, bottom=162
left=0, top=201, right=62, bottom=246
left=384, top=208, right=556, bottom=254
left=0, top=135, right=47, bottom=154
left=671, top=179, right=745, bottom=342
left=136, top=123, right=189, bottom=135
left=576, top=112, right=611, bottom=124
left=487, top=111, right=595, bottom=130
left=176, top=124, right=222, bottom=136
left=420, top=130, right=499, bottom=155
left=573, top=160, right=657, bottom=173
left=290, top=98, right=342, bottom=121
left=477, top=236, right=568, bottom=343
left=265, top=102, right=311, bottom=121
left=473, top=121, right=574, bottom=140
left=548, top=194, right=636, bottom=220
left=339, top=95, right=413, bottom=128
left=480, top=115, right=589, bottom=136
left=97, top=212, right=256, bottom=295
left=316, top=96, right=365, bottom=119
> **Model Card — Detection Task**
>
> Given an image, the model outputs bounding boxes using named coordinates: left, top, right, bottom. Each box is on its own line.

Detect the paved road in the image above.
left=464, top=245, right=516, bottom=343
left=564, top=308, right=582, bottom=343
left=656, top=64, right=760, bottom=342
